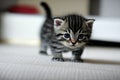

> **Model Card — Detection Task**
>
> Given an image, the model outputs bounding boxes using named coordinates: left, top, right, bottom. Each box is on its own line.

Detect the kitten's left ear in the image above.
left=86, top=19, right=95, bottom=28
left=54, top=18, right=65, bottom=27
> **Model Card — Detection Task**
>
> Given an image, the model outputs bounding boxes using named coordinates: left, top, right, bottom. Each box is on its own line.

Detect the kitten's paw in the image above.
left=39, top=50, right=48, bottom=55
left=52, top=57, right=64, bottom=62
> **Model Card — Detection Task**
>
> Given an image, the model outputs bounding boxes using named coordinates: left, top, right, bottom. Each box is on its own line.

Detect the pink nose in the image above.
left=71, top=38, right=76, bottom=43
left=71, top=39, right=76, bottom=46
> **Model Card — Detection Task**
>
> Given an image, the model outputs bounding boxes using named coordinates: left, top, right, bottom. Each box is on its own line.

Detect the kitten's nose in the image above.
left=71, top=39, right=76, bottom=46
left=71, top=38, right=76, bottom=43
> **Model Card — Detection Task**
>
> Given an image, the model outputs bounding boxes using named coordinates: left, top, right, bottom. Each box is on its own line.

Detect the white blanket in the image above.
left=0, top=44, right=120, bottom=80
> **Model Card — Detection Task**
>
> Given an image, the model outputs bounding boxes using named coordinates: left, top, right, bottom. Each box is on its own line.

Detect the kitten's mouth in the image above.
left=60, top=41, right=85, bottom=49
left=61, top=43, right=77, bottom=49
left=71, top=42, right=76, bottom=46
left=65, top=43, right=79, bottom=49
left=69, top=42, right=86, bottom=49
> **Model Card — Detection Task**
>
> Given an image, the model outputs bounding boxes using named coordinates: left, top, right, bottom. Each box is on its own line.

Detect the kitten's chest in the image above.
left=50, top=38, right=79, bottom=52
left=50, top=38, right=69, bottom=52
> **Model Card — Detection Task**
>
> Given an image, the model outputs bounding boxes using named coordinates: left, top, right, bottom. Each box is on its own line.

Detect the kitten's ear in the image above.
left=86, top=19, right=95, bottom=28
left=54, top=18, right=65, bottom=27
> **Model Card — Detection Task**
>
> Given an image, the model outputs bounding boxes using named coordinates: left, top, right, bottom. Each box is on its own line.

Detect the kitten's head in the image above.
left=54, top=14, right=95, bottom=49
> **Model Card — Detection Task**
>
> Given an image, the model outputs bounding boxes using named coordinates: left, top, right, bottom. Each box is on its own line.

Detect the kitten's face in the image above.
left=54, top=15, right=95, bottom=49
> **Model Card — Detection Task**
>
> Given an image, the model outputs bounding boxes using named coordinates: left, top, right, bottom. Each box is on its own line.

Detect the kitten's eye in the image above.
left=78, top=34, right=84, bottom=40
left=64, top=33, right=70, bottom=39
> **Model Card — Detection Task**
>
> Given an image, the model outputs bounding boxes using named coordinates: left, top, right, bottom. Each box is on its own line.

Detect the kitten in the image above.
left=40, top=2, right=95, bottom=62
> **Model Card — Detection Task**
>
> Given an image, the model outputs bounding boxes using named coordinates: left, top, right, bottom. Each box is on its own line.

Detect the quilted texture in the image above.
left=0, top=44, right=120, bottom=80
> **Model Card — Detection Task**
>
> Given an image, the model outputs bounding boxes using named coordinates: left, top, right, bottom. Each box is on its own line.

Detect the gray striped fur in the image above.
left=40, top=2, right=95, bottom=62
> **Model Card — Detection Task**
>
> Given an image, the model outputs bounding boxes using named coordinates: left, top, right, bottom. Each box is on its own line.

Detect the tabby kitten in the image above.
left=40, top=2, right=95, bottom=62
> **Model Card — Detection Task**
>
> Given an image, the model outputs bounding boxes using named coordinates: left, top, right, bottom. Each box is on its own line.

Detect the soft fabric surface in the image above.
left=0, top=44, right=120, bottom=80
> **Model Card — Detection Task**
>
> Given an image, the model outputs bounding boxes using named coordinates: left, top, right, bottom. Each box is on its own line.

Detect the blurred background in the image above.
left=0, top=0, right=120, bottom=45
left=0, top=0, right=120, bottom=63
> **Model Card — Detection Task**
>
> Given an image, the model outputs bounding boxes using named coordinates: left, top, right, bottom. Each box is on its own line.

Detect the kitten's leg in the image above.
left=40, top=40, right=48, bottom=55
left=52, top=53, right=64, bottom=62
left=72, top=48, right=84, bottom=62
left=51, top=49, right=64, bottom=62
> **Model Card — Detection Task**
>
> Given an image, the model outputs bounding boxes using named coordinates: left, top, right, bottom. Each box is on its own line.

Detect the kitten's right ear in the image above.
left=86, top=19, right=95, bottom=29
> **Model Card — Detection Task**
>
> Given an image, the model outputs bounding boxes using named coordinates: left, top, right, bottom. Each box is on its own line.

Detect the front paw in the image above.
left=39, top=50, right=48, bottom=55
left=71, top=59, right=83, bottom=62
left=52, top=57, right=64, bottom=62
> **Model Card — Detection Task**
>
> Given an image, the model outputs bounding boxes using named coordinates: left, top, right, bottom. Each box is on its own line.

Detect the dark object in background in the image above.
left=88, top=40, right=120, bottom=47
left=89, top=0, right=100, bottom=15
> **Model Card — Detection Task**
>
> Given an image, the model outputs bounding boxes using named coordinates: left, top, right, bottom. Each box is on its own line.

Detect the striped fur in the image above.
left=66, top=14, right=83, bottom=33
left=40, top=2, right=95, bottom=62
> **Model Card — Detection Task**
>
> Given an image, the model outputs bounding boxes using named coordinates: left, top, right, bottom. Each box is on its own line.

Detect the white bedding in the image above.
left=0, top=44, right=120, bottom=80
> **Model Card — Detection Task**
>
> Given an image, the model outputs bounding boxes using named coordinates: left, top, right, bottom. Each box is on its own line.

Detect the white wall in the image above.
left=100, top=0, right=120, bottom=17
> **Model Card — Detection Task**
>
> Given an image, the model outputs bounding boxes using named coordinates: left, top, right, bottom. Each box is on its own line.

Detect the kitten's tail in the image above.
left=40, top=2, right=52, bottom=18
